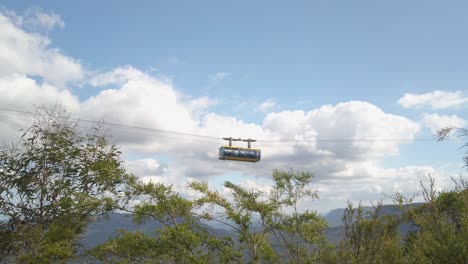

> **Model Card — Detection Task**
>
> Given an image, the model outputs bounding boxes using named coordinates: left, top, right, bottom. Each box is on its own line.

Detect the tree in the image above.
left=91, top=178, right=239, bottom=264
left=190, top=168, right=328, bottom=264
left=393, top=177, right=468, bottom=264
left=92, top=169, right=328, bottom=264
left=334, top=202, right=403, bottom=264
left=0, top=106, right=131, bottom=263
left=437, top=127, right=468, bottom=170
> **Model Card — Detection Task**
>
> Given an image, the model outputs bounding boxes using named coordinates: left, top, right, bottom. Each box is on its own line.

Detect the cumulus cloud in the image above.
left=0, top=74, right=80, bottom=111
left=398, top=90, right=468, bottom=109
left=125, top=158, right=167, bottom=177
left=0, top=9, right=83, bottom=86
left=421, top=113, right=467, bottom=133
left=82, top=66, right=204, bottom=150
left=0, top=74, right=80, bottom=143
left=255, top=99, right=277, bottom=113
left=314, top=164, right=448, bottom=211
left=0, top=62, right=449, bottom=210
left=0, top=8, right=83, bottom=143
left=89, top=66, right=146, bottom=87
left=79, top=68, right=424, bottom=183
left=80, top=66, right=422, bottom=184
left=264, top=102, right=420, bottom=160
left=0, top=7, right=457, bottom=211
left=186, top=97, right=217, bottom=112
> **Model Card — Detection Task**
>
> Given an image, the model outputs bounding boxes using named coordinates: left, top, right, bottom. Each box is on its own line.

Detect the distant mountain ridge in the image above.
left=323, top=203, right=423, bottom=243
left=324, top=203, right=423, bottom=227
left=81, top=213, right=230, bottom=249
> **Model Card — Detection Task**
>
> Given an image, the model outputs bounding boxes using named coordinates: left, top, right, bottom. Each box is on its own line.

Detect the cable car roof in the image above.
left=220, top=146, right=261, bottom=151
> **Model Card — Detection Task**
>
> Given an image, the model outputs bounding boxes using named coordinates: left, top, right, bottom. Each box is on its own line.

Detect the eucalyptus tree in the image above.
left=0, top=106, right=132, bottom=263
left=92, top=169, right=329, bottom=264
left=190, top=169, right=328, bottom=264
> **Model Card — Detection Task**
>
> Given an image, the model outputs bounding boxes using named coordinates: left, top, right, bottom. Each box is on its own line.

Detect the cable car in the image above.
left=219, top=137, right=261, bottom=162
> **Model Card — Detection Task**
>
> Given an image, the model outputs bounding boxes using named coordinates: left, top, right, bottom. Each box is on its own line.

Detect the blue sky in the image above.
left=0, top=1, right=467, bottom=211
left=6, top=1, right=468, bottom=110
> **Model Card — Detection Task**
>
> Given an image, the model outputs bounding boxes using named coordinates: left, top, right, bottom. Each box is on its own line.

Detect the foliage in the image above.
left=437, top=127, right=468, bottom=170
left=92, top=169, right=328, bottom=264
left=394, top=177, right=468, bottom=264
left=0, top=106, right=131, bottom=263
left=334, top=202, right=403, bottom=264
left=94, top=170, right=466, bottom=264
left=91, top=178, right=238, bottom=264
left=322, top=176, right=467, bottom=264
left=190, top=168, right=328, bottom=264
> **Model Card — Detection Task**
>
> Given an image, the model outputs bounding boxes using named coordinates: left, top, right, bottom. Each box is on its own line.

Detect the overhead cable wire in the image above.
left=0, top=111, right=222, bottom=145
left=0, top=107, right=455, bottom=143
left=256, top=138, right=439, bottom=143
left=0, top=107, right=222, bottom=140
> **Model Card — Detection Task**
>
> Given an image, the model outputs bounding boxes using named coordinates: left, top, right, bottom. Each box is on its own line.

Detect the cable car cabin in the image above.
left=219, top=146, right=261, bottom=162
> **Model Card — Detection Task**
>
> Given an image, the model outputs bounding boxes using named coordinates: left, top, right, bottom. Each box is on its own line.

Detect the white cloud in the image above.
left=0, top=74, right=80, bottom=111
left=0, top=8, right=82, bottom=142
left=0, top=7, right=458, bottom=211
left=89, top=66, right=146, bottom=87
left=0, top=74, right=80, bottom=144
left=264, top=102, right=420, bottom=160
left=398, top=90, right=468, bottom=109
left=81, top=74, right=423, bottom=181
left=256, top=99, right=277, bottom=113
left=314, top=164, right=446, bottom=211
left=81, top=67, right=215, bottom=157
left=0, top=9, right=83, bottom=86
left=187, top=97, right=217, bottom=112
left=0, top=64, right=451, bottom=210
left=4, top=7, right=65, bottom=31
left=125, top=159, right=167, bottom=177
left=83, top=68, right=201, bottom=134
left=23, top=7, right=65, bottom=31
left=125, top=157, right=453, bottom=213
left=421, top=113, right=467, bottom=133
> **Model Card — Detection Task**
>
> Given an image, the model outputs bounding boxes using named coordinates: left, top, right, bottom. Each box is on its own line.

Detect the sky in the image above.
left=0, top=1, right=467, bottom=212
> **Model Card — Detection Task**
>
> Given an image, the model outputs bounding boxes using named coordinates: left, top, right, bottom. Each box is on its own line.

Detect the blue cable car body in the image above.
left=219, top=146, right=261, bottom=162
